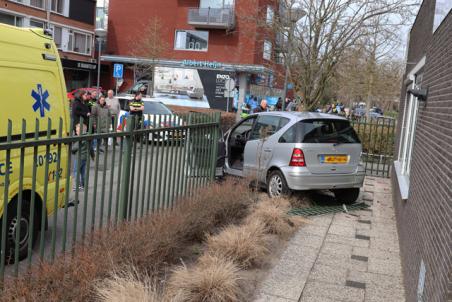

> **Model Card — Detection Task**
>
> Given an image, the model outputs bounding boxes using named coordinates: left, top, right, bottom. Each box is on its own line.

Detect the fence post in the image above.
left=118, top=116, right=134, bottom=221
left=210, top=112, right=220, bottom=180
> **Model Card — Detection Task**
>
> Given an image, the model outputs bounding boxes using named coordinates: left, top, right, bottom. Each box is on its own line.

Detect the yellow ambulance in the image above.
left=0, top=24, right=70, bottom=262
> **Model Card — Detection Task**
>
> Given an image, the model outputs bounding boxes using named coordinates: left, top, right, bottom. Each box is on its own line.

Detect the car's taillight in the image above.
left=289, top=148, right=306, bottom=167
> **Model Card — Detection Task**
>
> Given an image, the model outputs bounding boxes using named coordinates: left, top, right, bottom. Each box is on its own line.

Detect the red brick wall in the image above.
left=107, top=0, right=262, bottom=65
left=392, top=1, right=452, bottom=301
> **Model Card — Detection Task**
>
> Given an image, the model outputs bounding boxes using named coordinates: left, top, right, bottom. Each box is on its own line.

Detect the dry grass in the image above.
left=1, top=178, right=253, bottom=302
left=166, top=254, right=243, bottom=302
left=95, top=269, right=163, bottom=302
left=246, top=197, right=303, bottom=238
left=205, top=220, right=269, bottom=269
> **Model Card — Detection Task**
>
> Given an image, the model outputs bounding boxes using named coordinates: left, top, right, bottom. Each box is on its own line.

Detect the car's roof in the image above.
left=256, top=111, right=348, bottom=121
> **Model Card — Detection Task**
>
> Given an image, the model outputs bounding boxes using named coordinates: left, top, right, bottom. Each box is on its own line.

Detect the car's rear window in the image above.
left=279, top=119, right=360, bottom=144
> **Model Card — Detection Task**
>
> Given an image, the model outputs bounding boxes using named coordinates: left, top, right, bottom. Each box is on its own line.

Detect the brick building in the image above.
left=102, top=0, right=286, bottom=110
left=0, top=0, right=97, bottom=90
left=393, top=0, right=452, bottom=301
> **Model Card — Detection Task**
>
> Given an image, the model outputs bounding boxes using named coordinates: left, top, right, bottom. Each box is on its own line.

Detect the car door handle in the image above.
left=263, top=149, right=272, bottom=152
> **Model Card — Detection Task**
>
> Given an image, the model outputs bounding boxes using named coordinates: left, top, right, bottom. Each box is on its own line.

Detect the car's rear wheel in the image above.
left=333, top=188, right=360, bottom=204
left=267, top=170, right=291, bottom=198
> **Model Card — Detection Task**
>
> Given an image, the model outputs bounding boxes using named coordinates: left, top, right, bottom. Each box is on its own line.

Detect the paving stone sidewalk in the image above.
left=255, top=177, right=405, bottom=302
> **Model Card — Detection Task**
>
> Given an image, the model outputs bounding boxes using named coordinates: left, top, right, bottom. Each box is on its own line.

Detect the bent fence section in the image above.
left=350, top=117, right=396, bottom=178
left=0, top=112, right=220, bottom=281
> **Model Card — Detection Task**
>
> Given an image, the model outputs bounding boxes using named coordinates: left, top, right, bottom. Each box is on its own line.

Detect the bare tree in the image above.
left=129, top=18, right=168, bottom=96
left=243, top=0, right=418, bottom=110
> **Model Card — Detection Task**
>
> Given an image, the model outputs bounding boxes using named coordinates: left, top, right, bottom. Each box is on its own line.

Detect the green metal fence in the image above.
left=350, top=117, right=396, bottom=178
left=0, top=111, right=220, bottom=281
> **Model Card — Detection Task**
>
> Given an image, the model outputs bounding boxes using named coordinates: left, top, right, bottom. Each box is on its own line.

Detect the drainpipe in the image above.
left=45, top=0, right=51, bottom=27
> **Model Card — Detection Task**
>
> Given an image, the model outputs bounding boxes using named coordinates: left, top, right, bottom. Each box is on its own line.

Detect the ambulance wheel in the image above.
left=1, top=198, right=38, bottom=264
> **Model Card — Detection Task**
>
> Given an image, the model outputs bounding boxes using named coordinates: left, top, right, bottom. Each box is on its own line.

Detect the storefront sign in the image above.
left=77, top=62, right=97, bottom=70
left=182, top=60, right=222, bottom=69
left=62, top=59, right=97, bottom=71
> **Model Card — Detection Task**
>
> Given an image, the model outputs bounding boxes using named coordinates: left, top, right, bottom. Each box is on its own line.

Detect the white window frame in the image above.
left=174, top=30, right=209, bottom=52
left=263, top=40, right=272, bottom=61
left=394, top=56, right=425, bottom=200
left=50, top=0, right=65, bottom=15
left=266, top=6, right=274, bottom=25
left=29, top=0, right=45, bottom=9
left=67, top=30, right=93, bottom=56
left=0, top=10, right=24, bottom=27
left=49, top=24, right=63, bottom=49
left=29, top=18, right=45, bottom=28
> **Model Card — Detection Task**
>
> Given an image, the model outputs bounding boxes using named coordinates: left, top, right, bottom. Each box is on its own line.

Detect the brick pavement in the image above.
left=254, top=177, right=405, bottom=302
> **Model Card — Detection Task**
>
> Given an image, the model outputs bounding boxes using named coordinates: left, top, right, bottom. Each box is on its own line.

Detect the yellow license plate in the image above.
left=321, top=155, right=349, bottom=164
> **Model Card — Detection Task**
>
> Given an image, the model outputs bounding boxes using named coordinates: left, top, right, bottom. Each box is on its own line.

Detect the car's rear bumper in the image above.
left=281, top=166, right=365, bottom=191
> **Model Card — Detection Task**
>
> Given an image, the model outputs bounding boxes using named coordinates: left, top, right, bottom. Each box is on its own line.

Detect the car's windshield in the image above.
left=301, top=119, right=360, bottom=144
left=143, top=102, right=172, bottom=115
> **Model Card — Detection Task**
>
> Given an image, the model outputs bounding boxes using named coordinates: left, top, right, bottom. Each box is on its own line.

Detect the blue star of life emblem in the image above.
left=31, top=84, right=51, bottom=117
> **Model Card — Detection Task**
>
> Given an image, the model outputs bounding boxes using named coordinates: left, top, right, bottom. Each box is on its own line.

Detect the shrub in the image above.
left=95, top=269, right=163, bottom=302
left=246, top=198, right=301, bottom=238
left=205, top=220, right=269, bottom=269
left=166, top=254, right=243, bottom=302
left=1, top=178, right=253, bottom=302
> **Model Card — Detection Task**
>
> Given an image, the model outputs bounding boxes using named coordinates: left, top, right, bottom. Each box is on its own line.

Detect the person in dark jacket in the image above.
left=71, top=90, right=91, bottom=127
left=254, top=99, right=268, bottom=113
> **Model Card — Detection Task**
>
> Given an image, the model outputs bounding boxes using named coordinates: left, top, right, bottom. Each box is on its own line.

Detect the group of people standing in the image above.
left=240, top=96, right=297, bottom=118
left=69, top=89, right=143, bottom=196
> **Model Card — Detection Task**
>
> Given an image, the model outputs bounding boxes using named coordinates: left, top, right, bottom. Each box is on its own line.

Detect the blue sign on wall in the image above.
left=113, top=63, right=124, bottom=78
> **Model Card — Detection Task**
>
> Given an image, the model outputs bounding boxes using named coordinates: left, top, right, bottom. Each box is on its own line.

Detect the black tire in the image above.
left=333, top=188, right=360, bottom=204
left=0, top=198, right=39, bottom=264
left=267, top=170, right=291, bottom=198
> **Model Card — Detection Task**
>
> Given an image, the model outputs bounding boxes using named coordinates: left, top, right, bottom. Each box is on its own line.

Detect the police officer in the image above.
left=128, top=92, right=144, bottom=129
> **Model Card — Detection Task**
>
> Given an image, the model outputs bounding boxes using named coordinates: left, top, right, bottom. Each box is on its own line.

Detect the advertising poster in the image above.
left=153, top=67, right=235, bottom=110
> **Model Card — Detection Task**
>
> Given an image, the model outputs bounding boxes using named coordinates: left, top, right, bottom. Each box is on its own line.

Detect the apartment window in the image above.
left=275, top=51, right=284, bottom=64
left=30, top=19, right=45, bottom=28
left=263, top=40, right=272, bottom=60
left=68, top=31, right=92, bottom=55
left=175, top=30, right=208, bottom=51
left=52, top=26, right=63, bottom=49
left=30, top=0, right=45, bottom=9
left=200, top=0, right=234, bottom=8
left=51, top=0, right=65, bottom=14
left=266, top=6, right=274, bottom=25
left=0, top=12, right=23, bottom=27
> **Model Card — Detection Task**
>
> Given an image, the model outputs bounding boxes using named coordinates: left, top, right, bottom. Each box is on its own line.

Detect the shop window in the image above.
left=0, top=12, right=23, bottom=27
left=68, top=31, right=92, bottom=55
left=30, top=19, right=45, bottom=28
left=30, top=0, right=45, bottom=9
left=263, top=40, right=272, bottom=61
left=175, top=30, right=209, bottom=52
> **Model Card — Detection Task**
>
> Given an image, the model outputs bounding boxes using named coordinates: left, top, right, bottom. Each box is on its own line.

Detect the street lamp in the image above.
left=95, top=28, right=107, bottom=95
left=282, top=7, right=306, bottom=111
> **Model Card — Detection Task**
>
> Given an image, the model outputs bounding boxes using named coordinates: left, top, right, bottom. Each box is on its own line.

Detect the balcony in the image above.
left=188, top=7, right=235, bottom=30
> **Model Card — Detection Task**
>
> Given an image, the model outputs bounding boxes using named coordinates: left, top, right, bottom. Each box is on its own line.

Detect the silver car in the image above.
left=221, top=112, right=365, bottom=203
